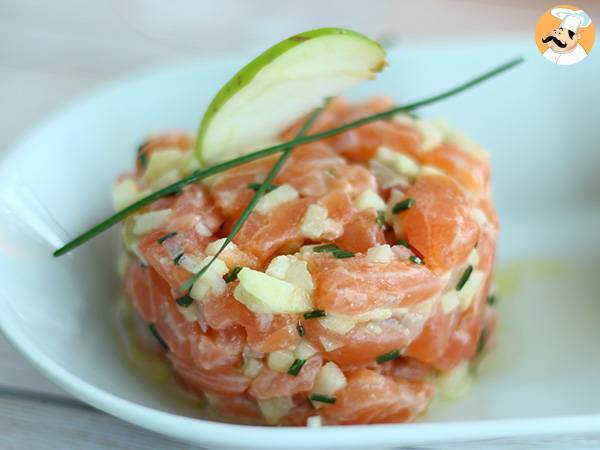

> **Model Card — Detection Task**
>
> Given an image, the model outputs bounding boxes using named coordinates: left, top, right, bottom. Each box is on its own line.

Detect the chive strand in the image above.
left=287, top=358, right=307, bottom=376
left=457, top=265, right=473, bottom=290
left=309, top=393, right=336, bottom=404
left=52, top=57, right=523, bottom=258
left=376, top=349, right=401, bottom=364
left=303, top=310, right=327, bottom=320
left=148, top=324, right=169, bottom=351
left=177, top=104, right=326, bottom=292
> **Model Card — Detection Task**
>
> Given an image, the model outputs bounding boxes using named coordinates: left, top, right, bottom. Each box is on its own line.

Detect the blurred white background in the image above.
left=1, top=1, right=599, bottom=448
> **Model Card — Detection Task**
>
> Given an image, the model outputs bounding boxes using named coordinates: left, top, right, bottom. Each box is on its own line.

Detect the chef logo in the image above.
left=535, top=5, right=595, bottom=65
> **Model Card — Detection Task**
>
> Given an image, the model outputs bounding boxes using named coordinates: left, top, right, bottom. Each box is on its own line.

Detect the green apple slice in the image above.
left=196, top=27, right=386, bottom=165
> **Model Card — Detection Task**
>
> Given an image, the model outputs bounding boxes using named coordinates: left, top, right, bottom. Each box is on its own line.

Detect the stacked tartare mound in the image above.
left=116, top=97, right=498, bottom=426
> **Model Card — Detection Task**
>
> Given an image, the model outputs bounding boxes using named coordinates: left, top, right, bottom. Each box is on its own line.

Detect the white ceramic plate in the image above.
left=1, top=40, right=599, bottom=449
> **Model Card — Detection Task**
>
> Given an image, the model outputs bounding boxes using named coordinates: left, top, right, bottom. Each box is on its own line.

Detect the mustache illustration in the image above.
left=542, top=35, right=567, bottom=48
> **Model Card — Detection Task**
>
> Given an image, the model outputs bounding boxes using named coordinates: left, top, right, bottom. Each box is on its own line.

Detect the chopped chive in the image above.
left=296, top=323, right=305, bottom=337
left=313, top=244, right=340, bottom=253
left=136, top=140, right=149, bottom=154
left=173, top=252, right=185, bottom=265
left=409, top=255, right=423, bottom=265
left=376, top=210, right=387, bottom=229
left=175, top=294, right=194, bottom=308
left=138, top=153, right=149, bottom=169
left=148, top=324, right=169, bottom=350
left=157, top=231, right=178, bottom=244
left=487, top=294, right=496, bottom=306
left=397, top=239, right=409, bottom=247
left=287, top=359, right=307, bottom=376
left=392, top=198, right=415, bottom=214
left=476, top=328, right=488, bottom=356
left=376, top=349, right=401, bottom=364
left=224, top=266, right=243, bottom=283
left=304, top=310, right=327, bottom=320
left=53, top=58, right=524, bottom=258
left=456, top=265, right=473, bottom=291
left=248, top=182, right=278, bottom=193
left=332, top=250, right=354, bottom=259
left=309, top=393, right=336, bottom=404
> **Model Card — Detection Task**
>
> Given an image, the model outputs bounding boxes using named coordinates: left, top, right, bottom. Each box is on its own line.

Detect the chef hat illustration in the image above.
left=551, top=8, right=592, bottom=33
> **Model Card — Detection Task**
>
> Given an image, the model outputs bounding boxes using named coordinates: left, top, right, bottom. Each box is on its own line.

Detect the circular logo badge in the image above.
left=535, top=4, right=595, bottom=65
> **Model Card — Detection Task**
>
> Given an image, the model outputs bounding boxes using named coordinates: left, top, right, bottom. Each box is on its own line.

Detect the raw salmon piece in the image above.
left=135, top=132, right=193, bottom=175
left=200, top=284, right=257, bottom=330
left=211, top=157, right=275, bottom=219
left=234, top=198, right=311, bottom=265
left=249, top=356, right=322, bottom=400
left=138, top=185, right=224, bottom=290
left=394, top=173, right=479, bottom=274
left=421, top=143, right=490, bottom=196
left=192, top=327, right=245, bottom=371
left=318, top=191, right=354, bottom=224
left=275, top=143, right=347, bottom=197
left=201, top=285, right=300, bottom=352
left=334, top=121, right=421, bottom=163
left=334, top=209, right=386, bottom=253
left=280, top=97, right=354, bottom=140
left=126, top=262, right=202, bottom=360
left=283, top=144, right=377, bottom=198
left=244, top=315, right=301, bottom=353
left=125, top=261, right=164, bottom=324
left=381, top=357, right=436, bottom=382
left=303, top=316, right=431, bottom=369
left=170, top=355, right=251, bottom=396
left=321, top=368, right=433, bottom=424
left=308, top=253, right=446, bottom=315
left=404, top=304, right=459, bottom=365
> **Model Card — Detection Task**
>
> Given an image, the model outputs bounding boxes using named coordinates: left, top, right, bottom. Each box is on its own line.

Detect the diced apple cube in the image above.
left=376, top=146, right=420, bottom=178
left=243, top=358, right=263, bottom=378
left=300, top=204, right=342, bottom=240
left=266, top=255, right=314, bottom=291
left=267, top=350, right=295, bottom=373
left=354, top=189, right=386, bottom=211
left=234, top=268, right=313, bottom=314
left=189, top=256, right=229, bottom=301
left=318, top=335, right=345, bottom=352
left=132, top=209, right=172, bottom=235
left=142, top=148, right=184, bottom=184
left=319, top=314, right=355, bottom=335
left=312, top=362, right=347, bottom=396
left=294, top=340, right=318, bottom=360
left=366, top=244, right=393, bottom=263
left=258, top=397, right=295, bottom=425
left=306, top=415, right=322, bottom=427
left=112, top=179, right=140, bottom=211
left=414, top=119, right=444, bottom=152
left=255, top=184, right=298, bottom=214
left=440, top=291, right=460, bottom=314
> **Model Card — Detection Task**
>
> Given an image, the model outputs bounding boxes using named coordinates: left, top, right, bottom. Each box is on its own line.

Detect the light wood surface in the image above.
left=2, top=1, right=599, bottom=448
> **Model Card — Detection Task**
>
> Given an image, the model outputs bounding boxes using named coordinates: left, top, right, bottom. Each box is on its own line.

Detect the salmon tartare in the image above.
left=114, top=97, right=499, bottom=426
